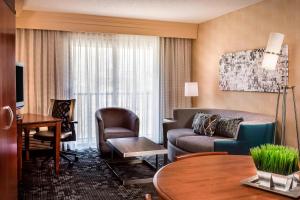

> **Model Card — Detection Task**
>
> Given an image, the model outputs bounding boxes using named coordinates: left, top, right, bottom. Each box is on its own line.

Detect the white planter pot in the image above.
left=257, top=170, right=299, bottom=192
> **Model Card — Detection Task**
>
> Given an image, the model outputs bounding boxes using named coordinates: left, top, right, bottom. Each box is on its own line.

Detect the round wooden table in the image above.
left=153, top=155, right=291, bottom=200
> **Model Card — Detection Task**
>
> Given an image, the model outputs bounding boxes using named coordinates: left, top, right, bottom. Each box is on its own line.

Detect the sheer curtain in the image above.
left=70, top=33, right=160, bottom=148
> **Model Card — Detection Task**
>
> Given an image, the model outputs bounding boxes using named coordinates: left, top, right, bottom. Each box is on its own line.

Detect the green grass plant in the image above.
left=250, top=144, right=299, bottom=175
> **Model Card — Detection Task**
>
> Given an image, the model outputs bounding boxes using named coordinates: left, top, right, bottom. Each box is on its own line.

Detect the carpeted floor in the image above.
left=19, top=149, right=161, bottom=200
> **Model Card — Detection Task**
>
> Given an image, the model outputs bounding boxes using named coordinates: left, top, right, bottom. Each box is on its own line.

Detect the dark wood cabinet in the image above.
left=0, top=0, right=17, bottom=199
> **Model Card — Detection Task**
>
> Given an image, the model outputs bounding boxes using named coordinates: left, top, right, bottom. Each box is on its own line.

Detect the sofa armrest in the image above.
left=162, top=119, right=178, bottom=148
left=236, top=122, right=274, bottom=146
left=215, top=122, right=275, bottom=155
left=214, top=139, right=249, bottom=155
left=163, top=108, right=206, bottom=147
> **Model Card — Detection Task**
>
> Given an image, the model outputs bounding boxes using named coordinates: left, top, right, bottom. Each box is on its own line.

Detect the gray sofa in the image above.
left=163, top=108, right=275, bottom=161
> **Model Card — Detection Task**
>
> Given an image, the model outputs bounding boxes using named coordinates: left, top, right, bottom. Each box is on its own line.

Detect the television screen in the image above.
left=16, top=63, right=24, bottom=108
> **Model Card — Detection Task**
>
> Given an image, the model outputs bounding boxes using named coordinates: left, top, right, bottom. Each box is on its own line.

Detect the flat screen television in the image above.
left=16, top=63, right=24, bottom=109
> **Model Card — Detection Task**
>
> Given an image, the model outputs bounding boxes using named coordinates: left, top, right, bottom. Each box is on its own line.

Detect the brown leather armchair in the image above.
left=95, top=107, right=139, bottom=154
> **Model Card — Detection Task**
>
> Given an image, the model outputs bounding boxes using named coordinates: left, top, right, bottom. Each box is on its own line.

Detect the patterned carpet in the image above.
left=19, top=149, right=161, bottom=200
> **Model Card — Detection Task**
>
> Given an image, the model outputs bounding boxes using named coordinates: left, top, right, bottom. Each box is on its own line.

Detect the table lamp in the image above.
left=261, top=32, right=299, bottom=150
left=185, top=82, right=198, bottom=97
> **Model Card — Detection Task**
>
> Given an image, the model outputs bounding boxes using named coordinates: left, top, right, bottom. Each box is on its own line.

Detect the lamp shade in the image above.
left=261, top=32, right=284, bottom=70
left=185, top=82, right=198, bottom=97
left=265, top=32, right=284, bottom=54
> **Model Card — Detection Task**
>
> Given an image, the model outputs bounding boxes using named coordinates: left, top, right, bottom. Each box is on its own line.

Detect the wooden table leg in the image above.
left=17, top=122, right=23, bottom=181
left=54, top=122, right=61, bottom=175
left=24, top=128, right=30, bottom=161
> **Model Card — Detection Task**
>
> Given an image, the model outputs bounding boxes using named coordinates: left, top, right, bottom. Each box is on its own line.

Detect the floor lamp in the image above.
left=261, top=32, right=300, bottom=151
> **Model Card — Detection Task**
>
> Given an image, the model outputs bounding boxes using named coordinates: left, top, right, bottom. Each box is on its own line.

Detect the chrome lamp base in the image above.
left=274, top=85, right=300, bottom=152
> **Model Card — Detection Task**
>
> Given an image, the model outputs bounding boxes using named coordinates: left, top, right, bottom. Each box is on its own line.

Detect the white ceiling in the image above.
left=23, top=0, right=262, bottom=23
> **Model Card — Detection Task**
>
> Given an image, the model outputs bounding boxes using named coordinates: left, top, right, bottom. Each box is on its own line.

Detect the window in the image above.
left=70, top=33, right=160, bottom=148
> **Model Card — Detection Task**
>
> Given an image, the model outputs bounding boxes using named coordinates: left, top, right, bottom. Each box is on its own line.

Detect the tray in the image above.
left=241, top=175, right=300, bottom=198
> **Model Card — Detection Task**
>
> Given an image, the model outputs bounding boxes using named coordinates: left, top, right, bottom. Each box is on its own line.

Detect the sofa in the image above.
left=163, top=108, right=275, bottom=161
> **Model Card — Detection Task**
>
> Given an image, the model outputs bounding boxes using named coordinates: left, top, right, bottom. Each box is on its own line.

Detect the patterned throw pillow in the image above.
left=215, top=117, right=243, bottom=138
left=192, top=113, right=221, bottom=136
left=201, top=114, right=221, bottom=136
left=192, top=112, right=207, bottom=134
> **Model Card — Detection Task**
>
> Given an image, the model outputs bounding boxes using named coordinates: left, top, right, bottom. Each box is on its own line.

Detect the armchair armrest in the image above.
left=128, top=115, right=139, bottom=136
left=95, top=111, right=105, bottom=150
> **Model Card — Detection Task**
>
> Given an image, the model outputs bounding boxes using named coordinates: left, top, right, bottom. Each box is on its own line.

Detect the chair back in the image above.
left=48, top=99, right=75, bottom=121
left=99, top=107, right=137, bottom=129
left=48, top=99, right=76, bottom=141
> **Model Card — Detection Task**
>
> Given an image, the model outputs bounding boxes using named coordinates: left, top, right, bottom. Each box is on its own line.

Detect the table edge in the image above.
left=153, top=165, right=174, bottom=200
left=123, top=149, right=168, bottom=158
left=107, top=137, right=167, bottom=158
left=153, top=155, right=253, bottom=200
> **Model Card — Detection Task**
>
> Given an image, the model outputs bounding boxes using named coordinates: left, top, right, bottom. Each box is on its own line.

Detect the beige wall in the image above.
left=192, top=0, right=300, bottom=147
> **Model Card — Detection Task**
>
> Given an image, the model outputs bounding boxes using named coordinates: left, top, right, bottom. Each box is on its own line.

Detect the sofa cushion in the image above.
left=215, top=117, right=243, bottom=138
left=176, top=135, right=226, bottom=153
left=167, top=128, right=197, bottom=145
left=104, top=127, right=135, bottom=140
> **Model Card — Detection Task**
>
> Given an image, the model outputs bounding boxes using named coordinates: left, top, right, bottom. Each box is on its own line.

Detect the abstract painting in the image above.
left=219, top=45, right=288, bottom=93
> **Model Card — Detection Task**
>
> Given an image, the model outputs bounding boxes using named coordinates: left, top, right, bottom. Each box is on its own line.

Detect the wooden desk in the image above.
left=153, top=155, right=291, bottom=200
left=17, top=114, right=62, bottom=179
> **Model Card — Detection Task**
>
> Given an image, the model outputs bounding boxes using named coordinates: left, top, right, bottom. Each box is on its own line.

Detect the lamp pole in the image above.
left=262, top=32, right=300, bottom=152
left=275, top=85, right=300, bottom=149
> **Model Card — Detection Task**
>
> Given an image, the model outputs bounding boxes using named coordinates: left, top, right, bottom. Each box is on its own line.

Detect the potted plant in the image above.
left=250, top=144, right=299, bottom=191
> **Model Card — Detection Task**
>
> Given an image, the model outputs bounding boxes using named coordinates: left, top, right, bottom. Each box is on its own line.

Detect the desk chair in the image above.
left=33, top=99, right=78, bottom=165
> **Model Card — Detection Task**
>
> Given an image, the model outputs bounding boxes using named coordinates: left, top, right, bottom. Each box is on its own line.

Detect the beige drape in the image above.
left=15, top=29, right=192, bottom=145
left=16, top=29, right=71, bottom=115
left=160, top=38, right=192, bottom=118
